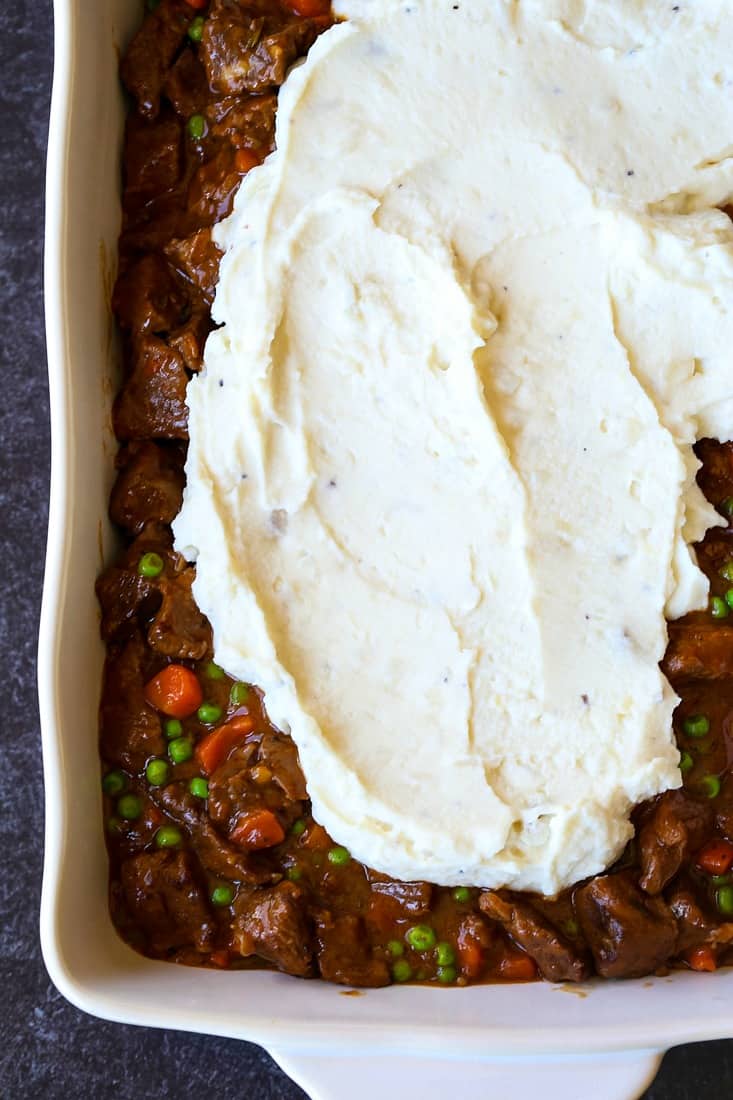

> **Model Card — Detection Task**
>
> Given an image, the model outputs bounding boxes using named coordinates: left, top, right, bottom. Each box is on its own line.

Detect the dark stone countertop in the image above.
left=1, top=3, right=730, bottom=1097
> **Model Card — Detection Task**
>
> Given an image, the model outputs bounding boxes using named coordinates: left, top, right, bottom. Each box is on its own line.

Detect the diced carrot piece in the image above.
left=456, top=940, right=484, bottom=981
left=497, top=951, right=539, bottom=982
left=209, top=949, right=231, bottom=968
left=144, top=664, right=203, bottom=718
left=234, top=148, right=260, bottom=174
left=300, top=822, right=331, bottom=850
left=685, top=945, right=717, bottom=973
left=696, top=838, right=733, bottom=877
left=282, top=0, right=330, bottom=15
left=195, top=715, right=255, bottom=776
left=230, top=809, right=285, bottom=850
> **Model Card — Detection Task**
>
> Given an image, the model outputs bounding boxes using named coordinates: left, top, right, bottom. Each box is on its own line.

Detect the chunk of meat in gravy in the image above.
left=638, top=790, right=713, bottom=895
left=207, top=743, right=261, bottom=829
left=201, top=1, right=317, bottom=96
left=119, top=850, right=215, bottom=952
left=164, top=228, right=222, bottom=306
left=120, top=0, right=191, bottom=118
left=667, top=881, right=719, bottom=953
left=109, top=442, right=185, bottom=535
left=366, top=873, right=432, bottom=932
left=233, top=882, right=314, bottom=977
left=162, top=48, right=210, bottom=119
left=575, top=872, right=678, bottom=979
left=663, top=621, right=733, bottom=682
left=113, top=336, right=189, bottom=441
left=479, top=892, right=590, bottom=982
left=168, top=310, right=211, bottom=372
left=96, top=565, right=160, bottom=643
left=122, top=110, right=183, bottom=202
left=100, top=631, right=164, bottom=771
left=147, top=566, right=212, bottom=661
left=206, top=93, right=277, bottom=153
left=455, top=912, right=495, bottom=980
left=314, top=911, right=391, bottom=987
left=154, top=783, right=274, bottom=884
left=113, top=253, right=187, bottom=336
left=257, top=730, right=308, bottom=801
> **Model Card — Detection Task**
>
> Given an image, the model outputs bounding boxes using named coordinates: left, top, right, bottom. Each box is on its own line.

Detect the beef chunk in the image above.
left=122, top=111, right=182, bottom=202
left=366, top=872, right=432, bottom=930
left=314, top=911, right=390, bottom=987
left=201, top=1, right=317, bottom=96
left=153, top=783, right=272, bottom=884
left=638, top=790, right=713, bottom=895
left=667, top=882, right=718, bottom=953
left=164, top=228, right=222, bottom=306
left=695, top=438, right=733, bottom=507
left=575, top=872, right=678, bottom=979
left=162, top=48, right=209, bottom=118
left=100, top=632, right=164, bottom=771
left=232, top=882, right=314, bottom=976
left=455, top=913, right=495, bottom=980
left=120, top=850, right=214, bottom=952
left=206, top=93, right=277, bottom=153
left=147, top=566, right=212, bottom=661
left=113, top=336, right=189, bottom=440
left=663, top=622, right=733, bottom=681
left=168, top=310, right=211, bottom=372
left=113, top=254, right=187, bottom=337
left=186, top=147, right=244, bottom=228
left=207, top=743, right=261, bottom=829
left=479, top=892, right=590, bottom=982
left=109, top=442, right=185, bottom=534
left=257, top=730, right=308, bottom=801
left=120, top=0, right=191, bottom=118
left=96, top=565, right=160, bottom=642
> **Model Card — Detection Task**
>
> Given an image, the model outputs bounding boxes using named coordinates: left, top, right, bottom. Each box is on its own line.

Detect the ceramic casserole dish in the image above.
left=39, top=2, right=733, bottom=1097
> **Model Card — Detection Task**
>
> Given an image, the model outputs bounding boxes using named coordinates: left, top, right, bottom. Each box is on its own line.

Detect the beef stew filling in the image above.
left=100, top=0, right=733, bottom=985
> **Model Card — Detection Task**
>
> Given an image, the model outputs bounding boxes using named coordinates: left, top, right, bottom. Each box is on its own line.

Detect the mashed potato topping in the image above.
left=175, top=0, right=733, bottom=892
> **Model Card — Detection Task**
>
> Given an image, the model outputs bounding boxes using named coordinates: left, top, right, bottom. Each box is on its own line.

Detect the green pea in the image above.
left=327, top=846, right=351, bottom=866
left=683, top=714, right=710, bottom=738
left=211, top=884, right=235, bottom=906
left=106, top=815, right=123, bottom=833
left=720, top=497, right=733, bottom=518
left=189, top=777, right=209, bottom=799
left=435, top=942, right=456, bottom=967
left=138, top=551, right=164, bottom=578
left=387, top=939, right=404, bottom=957
left=188, top=15, right=205, bottom=41
left=117, top=794, right=142, bottom=821
left=679, top=751, right=694, bottom=775
left=716, top=886, right=733, bottom=916
left=437, top=965, right=457, bottom=984
left=197, top=702, right=223, bottom=725
left=291, top=819, right=306, bottom=837
left=721, top=562, right=733, bottom=583
left=712, top=874, right=733, bottom=887
left=286, top=866, right=302, bottom=882
left=711, top=596, right=729, bottom=619
left=145, top=759, right=169, bottom=787
left=204, top=661, right=225, bottom=680
left=168, top=737, right=193, bottom=764
left=700, top=774, right=721, bottom=800
left=725, top=589, right=733, bottom=611
left=102, top=770, right=126, bottom=796
left=452, top=886, right=471, bottom=903
left=406, top=924, right=437, bottom=952
left=392, top=960, right=412, bottom=983
left=155, top=825, right=183, bottom=848
left=165, top=718, right=183, bottom=739
left=230, top=682, right=250, bottom=706
left=187, top=114, right=206, bottom=141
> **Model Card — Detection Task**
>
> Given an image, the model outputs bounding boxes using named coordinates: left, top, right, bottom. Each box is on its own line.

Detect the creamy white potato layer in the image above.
left=175, top=0, right=733, bottom=893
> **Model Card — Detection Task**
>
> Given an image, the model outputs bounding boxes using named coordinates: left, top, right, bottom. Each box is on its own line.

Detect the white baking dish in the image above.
left=39, top=3, right=733, bottom=1097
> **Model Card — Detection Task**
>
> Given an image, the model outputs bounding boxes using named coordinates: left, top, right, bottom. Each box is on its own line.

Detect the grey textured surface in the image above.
left=0, top=2, right=731, bottom=1098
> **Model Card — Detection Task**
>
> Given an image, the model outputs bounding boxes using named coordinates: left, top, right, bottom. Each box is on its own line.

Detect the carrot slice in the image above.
left=195, top=715, right=255, bottom=776
left=696, top=838, right=733, bottom=877
left=456, top=940, right=484, bottom=981
left=497, top=951, right=539, bottom=982
left=282, top=0, right=330, bottom=15
left=230, top=809, right=285, bottom=850
left=685, top=945, right=717, bottom=972
left=144, top=664, right=203, bottom=718
left=209, top=949, right=231, bottom=968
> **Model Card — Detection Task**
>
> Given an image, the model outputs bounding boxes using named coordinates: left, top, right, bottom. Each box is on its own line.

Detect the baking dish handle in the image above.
left=268, top=1047, right=663, bottom=1100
